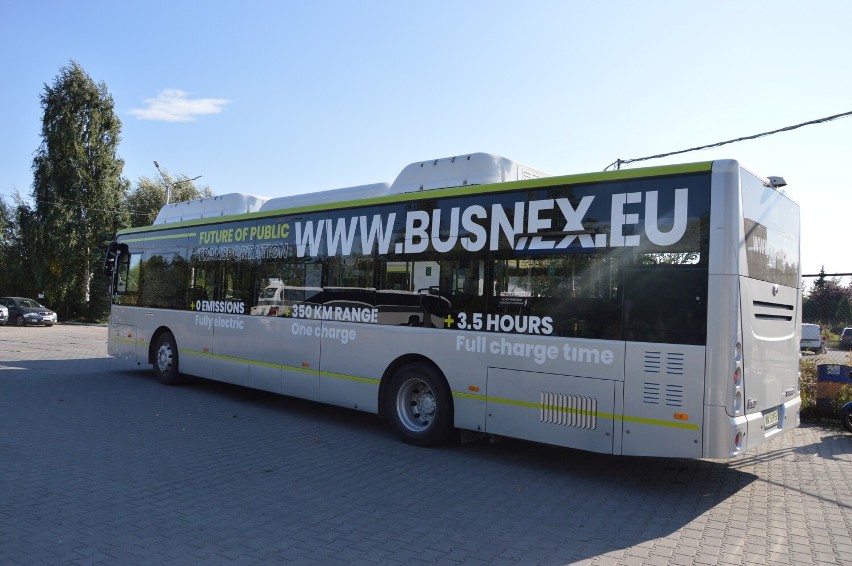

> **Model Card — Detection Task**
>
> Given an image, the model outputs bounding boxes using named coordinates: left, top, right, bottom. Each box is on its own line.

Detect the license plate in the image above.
left=763, top=408, right=779, bottom=429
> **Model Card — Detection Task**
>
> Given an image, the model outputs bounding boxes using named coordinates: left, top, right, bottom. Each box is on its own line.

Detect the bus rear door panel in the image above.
left=738, top=276, right=800, bottom=449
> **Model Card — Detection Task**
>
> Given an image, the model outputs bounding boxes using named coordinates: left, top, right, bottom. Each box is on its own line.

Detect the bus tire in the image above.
left=386, top=363, right=453, bottom=447
left=153, top=332, right=182, bottom=386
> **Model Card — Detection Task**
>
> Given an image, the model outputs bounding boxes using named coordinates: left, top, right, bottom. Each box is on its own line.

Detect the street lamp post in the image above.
left=154, top=161, right=202, bottom=204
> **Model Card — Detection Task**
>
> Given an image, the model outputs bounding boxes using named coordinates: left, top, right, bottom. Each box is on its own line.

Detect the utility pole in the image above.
left=154, top=161, right=202, bottom=204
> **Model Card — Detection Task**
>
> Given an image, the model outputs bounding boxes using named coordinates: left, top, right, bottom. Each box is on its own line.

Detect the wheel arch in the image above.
left=147, top=326, right=175, bottom=364
left=377, top=354, right=449, bottom=419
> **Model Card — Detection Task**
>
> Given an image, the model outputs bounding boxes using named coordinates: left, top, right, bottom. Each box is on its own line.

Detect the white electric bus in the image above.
left=104, top=153, right=801, bottom=458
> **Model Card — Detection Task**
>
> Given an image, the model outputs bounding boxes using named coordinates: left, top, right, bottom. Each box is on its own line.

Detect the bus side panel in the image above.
left=621, top=343, right=705, bottom=458
left=168, top=312, right=214, bottom=380
left=317, top=322, right=404, bottom=413
left=108, top=318, right=137, bottom=362
left=231, top=316, right=319, bottom=401
left=485, top=368, right=616, bottom=454
left=268, top=317, right=320, bottom=401
left=211, top=317, right=249, bottom=387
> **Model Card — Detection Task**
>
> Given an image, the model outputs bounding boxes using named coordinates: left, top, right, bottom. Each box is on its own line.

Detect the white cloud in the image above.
left=129, top=89, right=231, bottom=122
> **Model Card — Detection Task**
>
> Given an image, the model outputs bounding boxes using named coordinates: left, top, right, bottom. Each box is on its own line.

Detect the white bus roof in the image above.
left=260, top=182, right=390, bottom=212
left=388, top=152, right=550, bottom=194
left=154, top=193, right=269, bottom=225
left=154, top=153, right=550, bottom=220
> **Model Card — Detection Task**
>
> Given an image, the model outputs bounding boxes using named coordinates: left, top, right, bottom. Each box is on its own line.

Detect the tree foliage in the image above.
left=0, top=199, right=18, bottom=293
left=803, top=266, right=852, bottom=331
left=127, top=170, right=213, bottom=228
left=30, top=60, right=130, bottom=320
left=0, top=194, right=37, bottom=296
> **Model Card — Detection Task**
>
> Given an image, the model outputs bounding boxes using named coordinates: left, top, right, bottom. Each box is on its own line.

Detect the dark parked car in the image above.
left=841, top=327, right=852, bottom=351
left=843, top=401, right=852, bottom=433
left=0, top=297, right=58, bottom=327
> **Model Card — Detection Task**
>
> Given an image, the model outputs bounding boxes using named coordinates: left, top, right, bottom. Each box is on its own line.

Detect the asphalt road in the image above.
left=1, top=325, right=850, bottom=565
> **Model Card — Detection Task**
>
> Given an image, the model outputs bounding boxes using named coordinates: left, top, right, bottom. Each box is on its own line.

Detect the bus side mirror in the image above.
left=103, top=241, right=121, bottom=276
left=103, top=241, right=129, bottom=290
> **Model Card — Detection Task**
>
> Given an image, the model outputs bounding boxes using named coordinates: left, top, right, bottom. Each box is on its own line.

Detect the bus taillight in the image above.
left=731, top=342, right=743, bottom=416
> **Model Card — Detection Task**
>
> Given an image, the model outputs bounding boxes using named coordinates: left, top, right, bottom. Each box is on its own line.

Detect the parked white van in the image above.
left=800, top=323, right=825, bottom=353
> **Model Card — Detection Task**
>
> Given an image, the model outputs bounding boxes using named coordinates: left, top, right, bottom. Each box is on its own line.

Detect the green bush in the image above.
left=836, top=384, right=852, bottom=407
left=799, top=357, right=818, bottom=418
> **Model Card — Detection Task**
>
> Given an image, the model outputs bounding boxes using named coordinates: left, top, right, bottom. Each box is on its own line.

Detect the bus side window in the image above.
left=622, top=267, right=707, bottom=345
left=114, top=253, right=141, bottom=305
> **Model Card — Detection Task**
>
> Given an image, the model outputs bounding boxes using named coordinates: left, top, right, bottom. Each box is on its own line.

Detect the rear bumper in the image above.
left=703, top=396, right=800, bottom=459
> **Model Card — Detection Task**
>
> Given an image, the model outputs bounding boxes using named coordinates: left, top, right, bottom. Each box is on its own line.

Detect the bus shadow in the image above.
left=0, top=355, right=118, bottom=375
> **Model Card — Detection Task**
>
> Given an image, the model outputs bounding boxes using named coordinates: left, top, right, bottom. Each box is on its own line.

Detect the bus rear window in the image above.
left=741, top=170, right=799, bottom=287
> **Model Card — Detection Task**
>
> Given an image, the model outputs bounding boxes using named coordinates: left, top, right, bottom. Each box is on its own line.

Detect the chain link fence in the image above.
left=800, top=273, right=852, bottom=419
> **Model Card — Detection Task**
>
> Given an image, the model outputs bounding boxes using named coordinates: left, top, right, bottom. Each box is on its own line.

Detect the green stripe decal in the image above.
left=178, top=348, right=317, bottom=375
left=319, top=371, right=380, bottom=385
left=177, top=348, right=378, bottom=383
left=453, top=391, right=700, bottom=430
left=121, top=231, right=197, bottom=243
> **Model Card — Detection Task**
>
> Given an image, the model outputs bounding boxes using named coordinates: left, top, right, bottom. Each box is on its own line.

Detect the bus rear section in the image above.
left=703, top=162, right=801, bottom=458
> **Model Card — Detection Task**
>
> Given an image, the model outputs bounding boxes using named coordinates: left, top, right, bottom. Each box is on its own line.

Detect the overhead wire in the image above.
left=605, top=110, right=852, bottom=171
left=0, top=190, right=172, bottom=217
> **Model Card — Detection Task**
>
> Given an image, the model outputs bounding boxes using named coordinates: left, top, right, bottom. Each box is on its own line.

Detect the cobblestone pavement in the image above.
left=0, top=325, right=850, bottom=565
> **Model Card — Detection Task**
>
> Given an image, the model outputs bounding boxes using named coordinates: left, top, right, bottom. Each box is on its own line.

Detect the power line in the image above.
left=605, top=110, right=852, bottom=171
left=0, top=192, right=158, bottom=217
left=803, top=273, right=852, bottom=278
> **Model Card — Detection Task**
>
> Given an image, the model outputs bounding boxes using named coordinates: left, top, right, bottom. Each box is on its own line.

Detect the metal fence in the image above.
left=800, top=272, right=852, bottom=417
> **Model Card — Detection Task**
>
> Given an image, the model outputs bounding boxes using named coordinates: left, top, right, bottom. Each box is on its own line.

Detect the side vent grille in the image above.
left=643, top=382, right=661, bottom=404
left=753, top=300, right=794, bottom=321
left=665, top=384, right=684, bottom=407
left=643, top=382, right=685, bottom=407
left=643, top=351, right=686, bottom=375
left=540, top=392, right=597, bottom=430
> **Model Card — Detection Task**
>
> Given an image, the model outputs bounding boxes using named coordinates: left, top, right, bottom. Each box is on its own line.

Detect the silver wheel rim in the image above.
left=156, top=341, right=173, bottom=375
left=395, top=377, right=437, bottom=433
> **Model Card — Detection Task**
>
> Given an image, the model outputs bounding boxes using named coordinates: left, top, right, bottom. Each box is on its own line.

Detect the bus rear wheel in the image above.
left=153, top=332, right=182, bottom=385
left=386, top=363, right=453, bottom=446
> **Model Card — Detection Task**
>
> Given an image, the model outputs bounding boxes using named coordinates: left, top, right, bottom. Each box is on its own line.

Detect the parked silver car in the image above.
left=0, top=303, right=7, bottom=325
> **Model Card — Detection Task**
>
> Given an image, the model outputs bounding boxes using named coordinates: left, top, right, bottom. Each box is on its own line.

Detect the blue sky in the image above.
left=2, top=1, right=851, bottom=282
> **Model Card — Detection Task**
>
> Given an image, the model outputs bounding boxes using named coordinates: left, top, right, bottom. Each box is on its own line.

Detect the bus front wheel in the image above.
left=386, top=363, right=453, bottom=447
left=153, top=332, right=181, bottom=386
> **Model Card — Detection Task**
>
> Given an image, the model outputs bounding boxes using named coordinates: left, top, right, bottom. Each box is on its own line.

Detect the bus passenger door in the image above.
left=209, top=264, right=250, bottom=387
